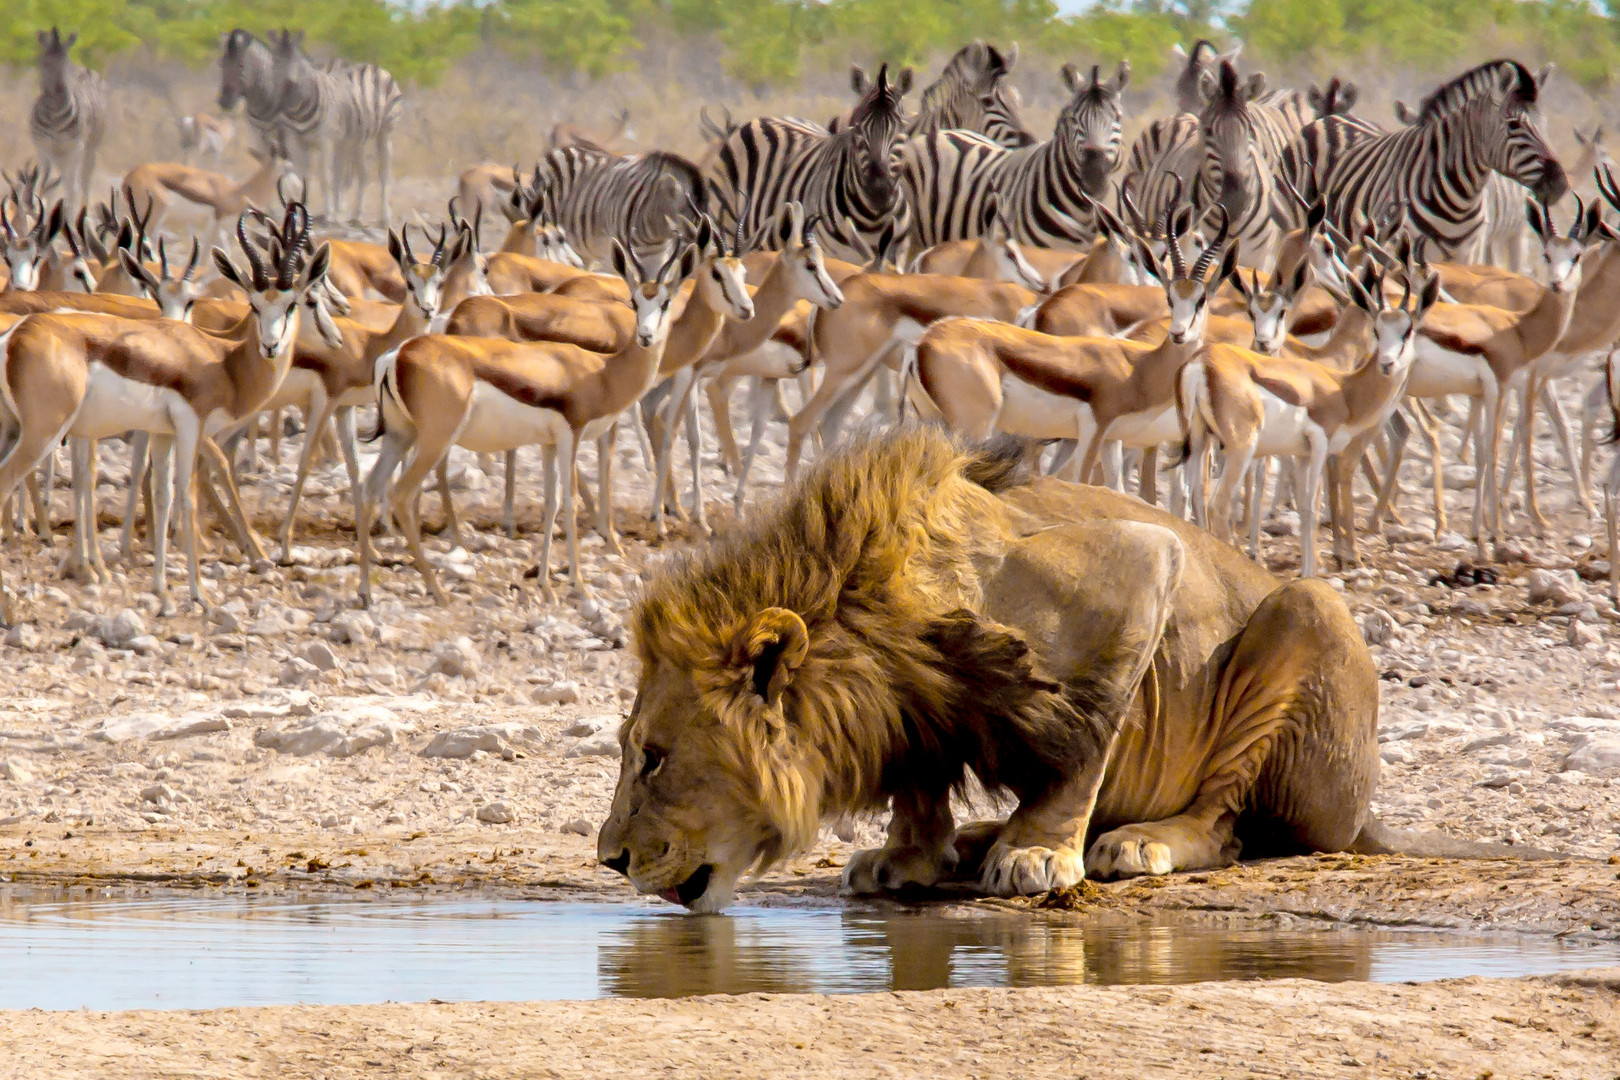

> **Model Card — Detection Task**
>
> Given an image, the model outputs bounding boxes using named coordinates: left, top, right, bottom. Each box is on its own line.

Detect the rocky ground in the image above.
left=2, top=388, right=1620, bottom=1065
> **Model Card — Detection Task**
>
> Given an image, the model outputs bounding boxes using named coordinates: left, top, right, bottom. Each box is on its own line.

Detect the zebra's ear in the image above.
left=1197, top=69, right=1217, bottom=104
left=850, top=66, right=868, bottom=97
left=1170, top=43, right=1188, bottom=62
left=1061, top=63, right=1081, bottom=93
left=1114, top=60, right=1130, bottom=92
left=1004, top=42, right=1019, bottom=71
left=64, top=32, right=77, bottom=49
left=1337, top=82, right=1359, bottom=112
left=896, top=68, right=914, bottom=96
left=1243, top=73, right=1267, bottom=102
left=1536, top=64, right=1555, bottom=91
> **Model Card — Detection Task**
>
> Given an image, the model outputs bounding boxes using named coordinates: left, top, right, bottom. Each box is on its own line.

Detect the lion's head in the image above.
left=597, top=429, right=1034, bottom=911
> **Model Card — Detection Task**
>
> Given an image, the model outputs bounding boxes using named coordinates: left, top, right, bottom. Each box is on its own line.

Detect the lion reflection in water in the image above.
left=597, top=912, right=1373, bottom=995
left=598, top=427, right=1518, bottom=912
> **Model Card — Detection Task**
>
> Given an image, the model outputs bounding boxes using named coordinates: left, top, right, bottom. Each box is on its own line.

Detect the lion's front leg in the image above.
left=975, top=520, right=1185, bottom=897
left=842, top=787, right=957, bottom=895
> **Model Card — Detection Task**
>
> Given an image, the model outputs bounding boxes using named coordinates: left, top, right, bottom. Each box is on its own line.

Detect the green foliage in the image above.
left=3, top=0, right=1620, bottom=92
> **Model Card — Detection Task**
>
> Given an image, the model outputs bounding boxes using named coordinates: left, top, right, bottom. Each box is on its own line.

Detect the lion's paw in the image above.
left=1085, top=827, right=1176, bottom=879
left=979, top=844, right=1086, bottom=897
left=842, top=844, right=957, bottom=895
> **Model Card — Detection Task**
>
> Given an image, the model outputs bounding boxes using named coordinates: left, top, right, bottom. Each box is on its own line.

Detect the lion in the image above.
left=598, top=426, right=1536, bottom=912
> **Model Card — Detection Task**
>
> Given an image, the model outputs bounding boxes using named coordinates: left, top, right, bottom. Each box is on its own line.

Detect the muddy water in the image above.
left=3, top=893, right=1617, bottom=1011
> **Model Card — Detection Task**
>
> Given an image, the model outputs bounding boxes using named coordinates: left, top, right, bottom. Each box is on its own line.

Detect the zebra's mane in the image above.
left=1416, top=59, right=1536, bottom=123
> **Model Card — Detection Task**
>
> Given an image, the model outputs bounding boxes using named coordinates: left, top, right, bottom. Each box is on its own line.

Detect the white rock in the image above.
left=431, top=636, right=481, bottom=679
left=421, top=722, right=541, bottom=760
left=560, top=817, right=593, bottom=836
left=1361, top=609, right=1400, bottom=646
left=532, top=681, right=580, bottom=705
left=278, top=657, right=321, bottom=687
left=4, top=624, right=42, bottom=650
left=1568, top=619, right=1601, bottom=648
left=253, top=706, right=413, bottom=758
left=139, top=782, right=177, bottom=805
left=328, top=611, right=376, bottom=645
left=563, top=715, right=617, bottom=738
left=94, top=712, right=230, bottom=743
left=564, top=731, right=620, bottom=759
left=1526, top=569, right=1583, bottom=607
left=476, top=801, right=515, bottom=824
left=1564, top=736, right=1620, bottom=777
left=1380, top=744, right=1414, bottom=766
left=0, top=759, right=34, bottom=784
left=96, top=608, right=147, bottom=648
left=301, top=641, right=343, bottom=672
left=126, top=635, right=161, bottom=655
left=210, top=610, right=243, bottom=634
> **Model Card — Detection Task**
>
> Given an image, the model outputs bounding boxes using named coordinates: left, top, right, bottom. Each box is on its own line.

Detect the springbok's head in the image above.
left=215, top=203, right=334, bottom=359
left=614, top=239, right=693, bottom=350
left=1529, top=192, right=1603, bottom=295
left=122, top=237, right=206, bottom=321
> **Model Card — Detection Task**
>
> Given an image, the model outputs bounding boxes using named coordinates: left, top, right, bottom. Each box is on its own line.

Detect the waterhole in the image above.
left=3, top=893, right=1615, bottom=1011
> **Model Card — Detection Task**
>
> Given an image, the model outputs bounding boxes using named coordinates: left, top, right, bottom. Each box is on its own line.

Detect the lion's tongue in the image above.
left=658, top=888, right=681, bottom=904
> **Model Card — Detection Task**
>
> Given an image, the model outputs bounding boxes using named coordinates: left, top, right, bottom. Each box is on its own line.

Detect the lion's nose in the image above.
left=601, top=850, right=631, bottom=877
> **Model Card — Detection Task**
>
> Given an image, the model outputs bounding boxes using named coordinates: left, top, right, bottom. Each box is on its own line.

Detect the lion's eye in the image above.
left=640, top=746, right=665, bottom=780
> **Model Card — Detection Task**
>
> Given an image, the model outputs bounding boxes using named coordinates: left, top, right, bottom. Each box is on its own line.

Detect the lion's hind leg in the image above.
left=1086, top=577, right=1379, bottom=878
left=973, top=521, right=1185, bottom=897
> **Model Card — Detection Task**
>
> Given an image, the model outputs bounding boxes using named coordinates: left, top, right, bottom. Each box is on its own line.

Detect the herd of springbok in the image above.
left=2, top=30, right=1620, bottom=627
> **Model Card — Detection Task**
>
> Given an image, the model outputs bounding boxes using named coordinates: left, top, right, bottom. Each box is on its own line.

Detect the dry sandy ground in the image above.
left=2, top=387, right=1620, bottom=1069
left=0, top=970, right=1616, bottom=1079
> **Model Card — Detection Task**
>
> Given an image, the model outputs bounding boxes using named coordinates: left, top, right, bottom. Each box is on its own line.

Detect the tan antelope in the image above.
left=1373, top=199, right=1601, bottom=554
left=0, top=206, right=329, bottom=615
left=551, top=109, right=633, bottom=153
left=357, top=240, right=699, bottom=607
left=121, top=150, right=295, bottom=248
left=1602, top=348, right=1620, bottom=603
left=178, top=112, right=236, bottom=167
left=1189, top=265, right=1440, bottom=577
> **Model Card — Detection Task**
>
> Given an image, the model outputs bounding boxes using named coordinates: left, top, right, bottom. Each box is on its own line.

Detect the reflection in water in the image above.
left=1, top=892, right=1614, bottom=1010
left=598, top=908, right=1377, bottom=998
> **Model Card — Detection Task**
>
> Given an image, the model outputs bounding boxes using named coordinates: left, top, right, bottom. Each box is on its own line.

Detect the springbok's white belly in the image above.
left=1105, top=404, right=1180, bottom=448
left=720, top=340, right=804, bottom=380
left=459, top=381, right=570, bottom=453
left=1252, top=389, right=1314, bottom=458
left=997, top=373, right=1095, bottom=441
left=1408, top=342, right=1489, bottom=398
left=74, top=364, right=185, bottom=440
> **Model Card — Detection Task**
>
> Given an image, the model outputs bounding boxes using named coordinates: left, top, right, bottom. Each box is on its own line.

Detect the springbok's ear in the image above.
left=213, top=249, right=248, bottom=289
left=119, top=248, right=160, bottom=296
left=729, top=608, right=809, bottom=706
left=1417, top=273, right=1442, bottom=318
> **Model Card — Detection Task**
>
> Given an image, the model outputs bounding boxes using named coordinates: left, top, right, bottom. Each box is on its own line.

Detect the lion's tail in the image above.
left=1348, top=816, right=1566, bottom=861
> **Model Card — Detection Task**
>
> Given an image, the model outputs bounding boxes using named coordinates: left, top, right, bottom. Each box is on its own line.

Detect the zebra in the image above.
left=1285, top=60, right=1565, bottom=263
left=1197, top=60, right=1316, bottom=267
left=905, top=40, right=1034, bottom=148
left=535, top=145, right=706, bottom=269
left=709, top=63, right=913, bottom=263
left=218, top=29, right=285, bottom=155
left=898, top=61, right=1128, bottom=250
left=29, top=28, right=106, bottom=215
left=1122, top=39, right=1311, bottom=231
left=266, top=30, right=402, bottom=225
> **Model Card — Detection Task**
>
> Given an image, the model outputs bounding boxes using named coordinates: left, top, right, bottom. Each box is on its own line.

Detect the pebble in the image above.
left=1361, top=609, right=1400, bottom=645
left=301, top=641, right=343, bottom=672
left=432, top=636, right=481, bottom=679
left=560, top=817, right=593, bottom=836
left=476, top=801, right=515, bottom=824
left=96, top=608, right=147, bottom=649
left=278, top=657, right=322, bottom=687
left=1565, top=737, right=1620, bottom=777
left=531, top=681, right=581, bottom=705
left=421, top=723, right=539, bottom=761
left=253, top=707, right=413, bottom=758
left=1526, top=569, right=1584, bottom=607
left=4, top=624, right=42, bottom=650
left=0, top=759, right=34, bottom=784
left=564, top=731, right=620, bottom=758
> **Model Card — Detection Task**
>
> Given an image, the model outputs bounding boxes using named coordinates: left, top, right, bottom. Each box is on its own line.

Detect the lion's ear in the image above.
left=729, top=608, right=809, bottom=705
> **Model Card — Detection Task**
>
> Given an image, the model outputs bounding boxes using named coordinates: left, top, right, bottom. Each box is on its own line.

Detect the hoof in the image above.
left=979, top=842, right=1086, bottom=897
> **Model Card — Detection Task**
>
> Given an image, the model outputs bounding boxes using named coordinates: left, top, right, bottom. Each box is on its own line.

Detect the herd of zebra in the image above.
left=3, top=31, right=1620, bottom=621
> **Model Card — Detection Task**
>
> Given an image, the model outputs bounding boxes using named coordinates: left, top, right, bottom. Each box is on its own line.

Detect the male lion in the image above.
left=598, top=427, right=1512, bottom=912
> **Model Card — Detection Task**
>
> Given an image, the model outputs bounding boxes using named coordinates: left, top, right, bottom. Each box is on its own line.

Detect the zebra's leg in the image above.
left=378, top=129, right=393, bottom=228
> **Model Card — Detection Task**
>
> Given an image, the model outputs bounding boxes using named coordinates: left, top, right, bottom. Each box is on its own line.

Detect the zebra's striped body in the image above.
left=536, top=146, right=706, bottom=268
left=710, top=64, right=912, bottom=263
left=1288, top=60, right=1565, bottom=262
left=29, top=28, right=106, bottom=214
left=906, top=40, right=1034, bottom=148
left=218, top=30, right=284, bottom=155
left=899, top=61, right=1128, bottom=250
left=265, top=30, right=403, bottom=225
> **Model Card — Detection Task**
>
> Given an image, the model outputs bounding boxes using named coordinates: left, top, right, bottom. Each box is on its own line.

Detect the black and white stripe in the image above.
left=29, top=27, right=106, bottom=213
left=218, top=29, right=285, bottom=155
left=898, top=61, right=1128, bottom=249
left=1289, top=60, right=1565, bottom=261
left=906, top=40, right=1034, bottom=148
left=710, top=64, right=912, bottom=263
left=1198, top=60, right=1316, bottom=266
left=536, top=146, right=706, bottom=268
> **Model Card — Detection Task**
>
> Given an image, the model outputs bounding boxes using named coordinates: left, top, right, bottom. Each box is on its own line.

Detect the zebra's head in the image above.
left=35, top=28, right=77, bottom=92
left=1058, top=61, right=1129, bottom=199
left=846, top=63, right=913, bottom=208
left=1307, top=77, right=1360, bottom=120
left=1198, top=60, right=1270, bottom=233
left=1169, top=39, right=1236, bottom=116
left=1488, top=62, right=1567, bottom=207
left=217, top=29, right=260, bottom=112
left=268, top=29, right=316, bottom=103
left=1528, top=195, right=1602, bottom=295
